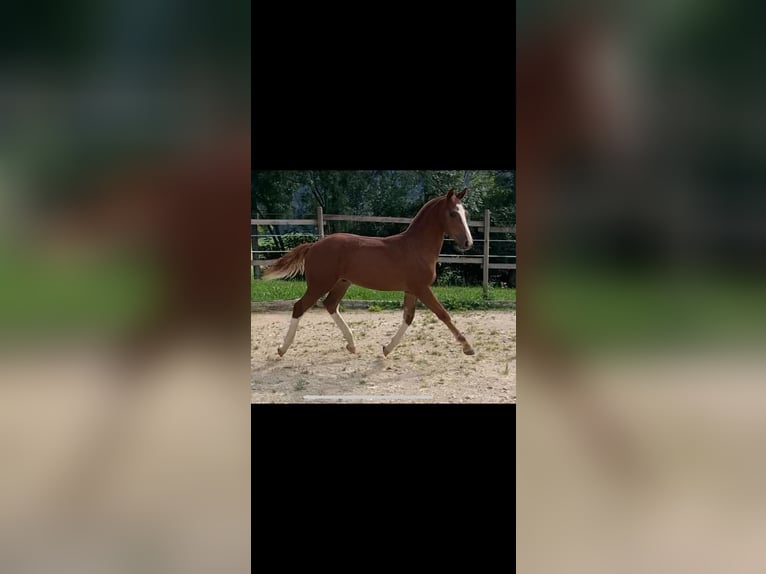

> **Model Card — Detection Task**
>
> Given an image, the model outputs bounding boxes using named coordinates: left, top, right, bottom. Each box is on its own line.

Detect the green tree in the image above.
left=251, top=171, right=299, bottom=253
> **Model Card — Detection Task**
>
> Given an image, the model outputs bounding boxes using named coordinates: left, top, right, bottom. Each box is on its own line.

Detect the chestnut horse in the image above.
left=263, top=188, right=475, bottom=357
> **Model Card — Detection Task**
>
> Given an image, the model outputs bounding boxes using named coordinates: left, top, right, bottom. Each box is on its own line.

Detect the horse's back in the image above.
left=318, top=232, right=385, bottom=245
left=305, top=233, right=406, bottom=290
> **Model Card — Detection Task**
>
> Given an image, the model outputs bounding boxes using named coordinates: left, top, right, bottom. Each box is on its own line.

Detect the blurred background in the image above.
left=6, top=0, right=766, bottom=569
left=518, top=1, right=766, bottom=572
left=0, top=1, right=250, bottom=572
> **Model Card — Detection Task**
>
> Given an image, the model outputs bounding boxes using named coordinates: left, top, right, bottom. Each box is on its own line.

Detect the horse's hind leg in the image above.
left=277, top=279, right=334, bottom=356
left=323, top=280, right=356, bottom=353
left=383, top=292, right=417, bottom=356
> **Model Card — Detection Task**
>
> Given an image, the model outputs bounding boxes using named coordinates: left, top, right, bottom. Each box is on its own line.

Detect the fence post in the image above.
left=252, top=226, right=260, bottom=279
left=483, top=209, right=491, bottom=297
left=317, top=205, right=325, bottom=239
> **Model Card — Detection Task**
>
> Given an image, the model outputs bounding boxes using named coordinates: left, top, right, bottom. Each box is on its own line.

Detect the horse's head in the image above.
left=442, top=188, right=473, bottom=252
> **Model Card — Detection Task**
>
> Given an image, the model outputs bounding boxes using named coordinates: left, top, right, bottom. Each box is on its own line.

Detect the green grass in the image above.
left=252, top=279, right=515, bottom=310
left=534, top=264, right=766, bottom=352
left=0, top=249, right=162, bottom=336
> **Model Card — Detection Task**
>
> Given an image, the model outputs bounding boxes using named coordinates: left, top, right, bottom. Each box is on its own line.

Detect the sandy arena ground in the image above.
left=251, top=309, right=516, bottom=403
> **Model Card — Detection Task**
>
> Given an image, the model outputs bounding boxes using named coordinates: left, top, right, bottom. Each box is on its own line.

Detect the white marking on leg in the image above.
left=331, top=311, right=356, bottom=352
left=383, top=320, right=410, bottom=356
left=277, top=317, right=300, bottom=356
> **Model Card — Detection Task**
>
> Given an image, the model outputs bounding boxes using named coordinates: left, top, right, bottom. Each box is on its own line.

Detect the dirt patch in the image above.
left=251, top=309, right=516, bottom=403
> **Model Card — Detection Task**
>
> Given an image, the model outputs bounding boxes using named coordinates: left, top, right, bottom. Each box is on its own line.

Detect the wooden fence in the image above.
left=252, top=207, right=515, bottom=293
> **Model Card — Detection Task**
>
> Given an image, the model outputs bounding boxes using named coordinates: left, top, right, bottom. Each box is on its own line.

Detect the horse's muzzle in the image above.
left=455, top=238, right=473, bottom=252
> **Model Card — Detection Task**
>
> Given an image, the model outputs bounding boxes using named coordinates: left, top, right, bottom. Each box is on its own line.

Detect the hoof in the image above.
left=277, top=346, right=285, bottom=357
left=463, top=347, right=475, bottom=355
left=346, top=344, right=356, bottom=354
left=382, top=345, right=390, bottom=357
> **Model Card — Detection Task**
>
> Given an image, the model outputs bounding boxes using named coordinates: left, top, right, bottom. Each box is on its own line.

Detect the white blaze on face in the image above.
left=456, top=203, right=473, bottom=248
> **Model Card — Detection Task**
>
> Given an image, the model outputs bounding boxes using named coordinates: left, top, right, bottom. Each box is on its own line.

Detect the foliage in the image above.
left=280, top=233, right=317, bottom=250
left=435, top=265, right=468, bottom=287
left=252, top=170, right=514, bottom=225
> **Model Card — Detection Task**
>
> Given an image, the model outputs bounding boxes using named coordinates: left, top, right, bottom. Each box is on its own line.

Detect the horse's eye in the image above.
left=450, top=212, right=458, bottom=218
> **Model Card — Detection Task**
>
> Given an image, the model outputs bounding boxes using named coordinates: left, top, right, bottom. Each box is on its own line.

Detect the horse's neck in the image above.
left=401, top=206, right=444, bottom=261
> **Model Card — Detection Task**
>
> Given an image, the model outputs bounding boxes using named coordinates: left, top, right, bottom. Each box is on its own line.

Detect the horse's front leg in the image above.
left=415, top=287, right=475, bottom=355
left=383, top=292, right=417, bottom=356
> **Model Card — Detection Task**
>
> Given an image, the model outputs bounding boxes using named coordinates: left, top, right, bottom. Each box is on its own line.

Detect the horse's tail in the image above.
left=262, top=243, right=313, bottom=280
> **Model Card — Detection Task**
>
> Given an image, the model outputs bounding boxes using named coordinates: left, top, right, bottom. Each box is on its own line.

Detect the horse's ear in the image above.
left=457, top=188, right=467, bottom=200
left=447, top=188, right=455, bottom=199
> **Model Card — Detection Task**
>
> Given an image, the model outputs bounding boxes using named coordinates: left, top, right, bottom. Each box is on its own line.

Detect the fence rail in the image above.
left=252, top=208, right=515, bottom=292
left=250, top=215, right=515, bottom=234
